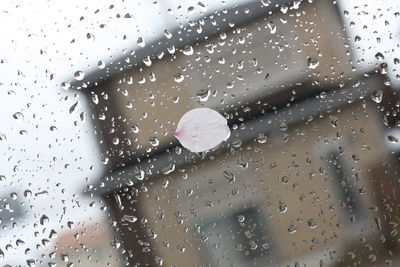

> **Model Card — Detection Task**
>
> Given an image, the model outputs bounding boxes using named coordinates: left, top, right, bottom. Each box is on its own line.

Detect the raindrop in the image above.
left=137, top=37, right=145, bottom=47
left=143, top=56, right=152, bottom=66
left=61, top=82, right=70, bottom=90
left=164, top=30, right=172, bottom=39
left=74, top=71, right=84, bottom=81
left=256, top=133, right=268, bottom=144
left=131, top=124, right=140, bottom=133
left=267, top=21, right=276, bottom=34
left=122, top=215, right=138, bottom=223
left=134, top=166, right=145, bottom=180
left=69, top=101, right=78, bottom=113
left=98, top=60, right=105, bottom=69
left=67, top=221, right=74, bottom=229
left=92, top=94, right=99, bottom=104
left=279, top=121, right=288, bottom=131
left=173, top=96, right=180, bottom=103
left=278, top=201, right=287, bottom=213
left=12, top=112, right=24, bottom=121
left=102, top=157, right=109, bottom=164
left=187, top=6, right=195, bottom=13
left=388, top=135, right=399, bottom=143
left=162, top=163, right=175, bottom=175
left=112, top=137, right=119, bottom=145
left=379, top=63, right=388, bottom=74
left=371, top=89, right=383, bottom=103
left=35, top=190, right=48, bottom=197
left=174, top=73, right=184, bottom=83
left=307, top=218, right=318, bottom=229
left=115, top=194, right=124, bottom=210
left=24, top=189, right=32, bottom=197
left=224, top=171, right=235, bottom=183
left=196, top=89, right=210, bottom=102
left=40, top=215, right=49, bottom=225
left=329, top=115, right=339, bottom=128
left=307, top=57, right=319, bottom=69
left=149, top=136, right=160, bottom=147
left=288, top=224, right=297, bottom=234
left=26, top=259, right=35, bottom=267
left=375, top=52, right=384, bottom=61
left=183, top=45, right=194, bottom=56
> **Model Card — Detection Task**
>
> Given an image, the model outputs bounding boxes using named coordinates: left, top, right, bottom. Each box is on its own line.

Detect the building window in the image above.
left=199, top=206, right=272, bottom=266
left=323, top=150, right=366, bottom=223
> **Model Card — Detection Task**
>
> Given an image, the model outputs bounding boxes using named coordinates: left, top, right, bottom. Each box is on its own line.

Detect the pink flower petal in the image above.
left=174, top=108, right=231, bottom=152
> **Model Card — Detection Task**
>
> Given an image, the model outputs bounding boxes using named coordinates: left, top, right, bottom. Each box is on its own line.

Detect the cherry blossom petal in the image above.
left=174, top=108, right=231, bottom=152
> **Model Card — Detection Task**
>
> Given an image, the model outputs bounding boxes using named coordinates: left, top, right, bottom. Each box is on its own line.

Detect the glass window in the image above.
left=2, top=0, right=400, bottom=266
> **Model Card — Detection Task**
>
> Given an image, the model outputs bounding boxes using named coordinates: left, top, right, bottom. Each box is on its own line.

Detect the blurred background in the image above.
left=2, top=0, right=400, bottom=266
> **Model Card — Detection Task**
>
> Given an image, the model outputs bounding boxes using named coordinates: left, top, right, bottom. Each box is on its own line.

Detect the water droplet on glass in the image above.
left=279, top=201, right=288, bottom=213
left=74, top=70, right=84, bottom=81
left=307, top=218, right=318, bottom=229
left=24, top=189, right=32, bottom=198
left=279, top=121, right=288, bottom=131
left=329, top=115, right=339, bottom=128
left=256, top=133, right=268, bottom=144
left=267, top=21, right=276, bottom=34
left=35, top=190, right=49, bottom=197
left=67, top=221, right=74, bottom=229
left=162, top=163, right=175, bottom=175
left=137, top=37, right=145, bottom=47
left=174, top=73, right=184, bottom=83
left=133, top=166, right=145, bottom=181
left=131, top=123, right=140, bottom=133
left=371, top=89, right=383, bottom=103
left=92, top=94, right=99, bottom=104
left=307, top=57, right=319, bottom=69
left=388, top=135, right=399, bottom=143
left=98, top=60, right=105, bottom=69
left=112, top=137, right=119, bottom=145
left=288, top=224, right=297, bottom=234
left=379, top=62, right=388, bottom=74
left=237, top=215, right=245, bottom=222
left=61, top=82, right=70, bottom=90
left=122, top=215, right=138, bottom=223
left=149, top=136, right=160, bottom=147
left=69, top=101, right=78, bottom=113
left=143, top=56, right=152, bottom=66
left=196, top=89, right=210, bottom=102
left=12, top=112, right=24, bottom=121
left=164, top=30, right=172, bottom=39
left=40, top=215, right=49, bottom=225
left=375, top=52, right=385, bottom=61
left=224, top=171, right=235, bottom=183
left=183, top=45, right=194, bottom=56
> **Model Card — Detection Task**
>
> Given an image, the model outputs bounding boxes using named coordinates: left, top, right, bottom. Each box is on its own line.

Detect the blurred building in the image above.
left=69, top=0, right=400, bottom=266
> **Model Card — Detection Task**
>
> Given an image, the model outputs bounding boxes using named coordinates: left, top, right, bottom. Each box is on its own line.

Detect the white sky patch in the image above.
left=338, top=0, right=400, bottom=87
